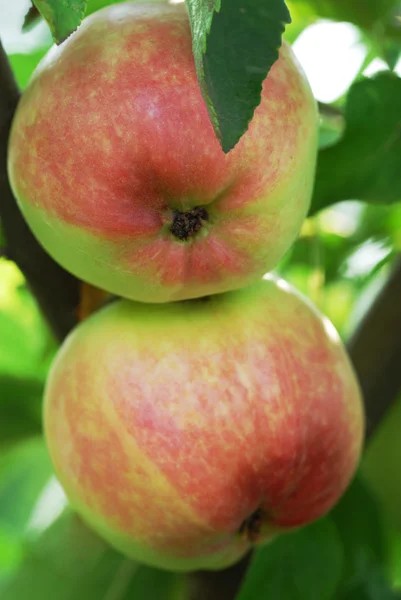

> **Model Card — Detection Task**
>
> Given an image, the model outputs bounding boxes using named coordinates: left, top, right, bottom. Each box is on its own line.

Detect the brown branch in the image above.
left=348, top=256, right=401, bottom=442
left=0, top=41, right=80, bottom=341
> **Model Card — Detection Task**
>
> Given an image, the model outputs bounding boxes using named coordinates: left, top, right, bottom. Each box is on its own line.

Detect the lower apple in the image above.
left=44, top=276, right=364, bottom=571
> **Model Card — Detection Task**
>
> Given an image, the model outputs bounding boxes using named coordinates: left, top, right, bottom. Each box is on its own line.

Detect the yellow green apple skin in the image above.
left=8, top=2, right=318, bottom=303
left=43, top=276, right=364, bottom=572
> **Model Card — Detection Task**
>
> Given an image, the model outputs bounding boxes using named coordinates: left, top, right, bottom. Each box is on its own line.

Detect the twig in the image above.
left=0, top=41, right=80, bottom=341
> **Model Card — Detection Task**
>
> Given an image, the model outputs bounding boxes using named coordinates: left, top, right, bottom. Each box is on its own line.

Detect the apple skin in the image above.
left=8, top=2, right=318, bottom=304
left=43, top=276, right=364, bottom=572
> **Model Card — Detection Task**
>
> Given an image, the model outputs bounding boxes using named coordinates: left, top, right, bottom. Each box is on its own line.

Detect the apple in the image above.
left=44, top=276, right=364, bottom=572
left=8, top=2, right=318, bottom=303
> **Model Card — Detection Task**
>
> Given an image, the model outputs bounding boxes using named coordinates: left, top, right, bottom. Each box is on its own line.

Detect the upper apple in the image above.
left=8, top=2, right=318, bottom=303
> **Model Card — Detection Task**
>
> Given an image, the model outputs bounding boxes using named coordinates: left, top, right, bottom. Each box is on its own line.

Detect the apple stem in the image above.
left=239, top=507, right=265, bottom=543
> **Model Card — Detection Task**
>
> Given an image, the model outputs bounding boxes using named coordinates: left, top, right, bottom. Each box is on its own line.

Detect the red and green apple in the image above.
left=44, top=276, right=364, bottom=571
left=8, top=2, right=318, bottom=303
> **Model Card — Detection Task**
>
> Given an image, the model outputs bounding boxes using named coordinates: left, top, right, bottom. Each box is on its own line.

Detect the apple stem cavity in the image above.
left=170, top=206, right=209, bottom=241
left=239, top=507, right=265, bottom=543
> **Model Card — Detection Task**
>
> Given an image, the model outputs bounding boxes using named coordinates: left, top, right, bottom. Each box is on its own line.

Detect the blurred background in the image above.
left=1, top=0, right=401, bottom=598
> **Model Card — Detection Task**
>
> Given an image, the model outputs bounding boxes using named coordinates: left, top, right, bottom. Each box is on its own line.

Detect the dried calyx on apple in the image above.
left=170, top=206, right=209, bottom=241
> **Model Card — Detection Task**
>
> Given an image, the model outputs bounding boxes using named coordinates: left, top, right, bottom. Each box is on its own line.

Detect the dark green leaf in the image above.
left=339, top=572, right=401, bottom=600
left=0, top=376, right=43, bottom=448
left=311, top=73, right=401, bottom=214
left=32, top=0, right=86, bottom=44
left=236, top=518, right=343, bottom=600
left=330, top=477, right=399, bottom=598
left=187, top=0, right=291, bottom=152
left=125, top=564, right=188, bottom=599
left=331, top=478, right=386, bottom=579
left=362, top=393, right=401, bottom=530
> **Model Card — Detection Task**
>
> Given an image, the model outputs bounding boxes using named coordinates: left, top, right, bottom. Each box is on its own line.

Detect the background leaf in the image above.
left=311, top=73, right=401, bottom=214
left=289, top=0, right=399, bottom=33
left=362, top=392, right=401, bottom=531
left=330, top=477, right=398, bottom=598
left=187, top=0, right=291, bottom=152
left=32, top=0, right=86, bottom=43
left=2, top=509, right=188, bottom=600
left=9, top=49, right=50, bottom=89
left=0, top=376, right=43, bottom=449
left=0, top=439, right=52, bottom=538
left=236, top=519, right=343, bottom=600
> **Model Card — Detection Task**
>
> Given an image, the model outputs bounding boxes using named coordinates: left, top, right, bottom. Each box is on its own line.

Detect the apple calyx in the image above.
left=239, top=507, right=266, bottom=543
left=170, top=206, right=209, bottom=241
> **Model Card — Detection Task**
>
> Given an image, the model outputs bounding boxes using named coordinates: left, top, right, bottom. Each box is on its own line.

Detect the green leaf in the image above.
left=32, top=0, right=86, bottom=44
left=330, top=477, right=399, bottom=598
left=3, top=509, right=187, bottom=600
left=85, top=0, right=127, bottom=16
left=339, top=573, right=401, bottom=600
left=331, top=478, right=386, bottom=580
left=0, top=307, right=52, bottom=381
left=289, top=0, right=398, bottom=32
left=187, top=0, right=291, bottom=152
left=311, top=73, right=401, bottom=214
left=0, top=262, right=56, bottom=380
left=124, top=564, right=188, bottom=599
left=0, top=527, right=23, bottom=587
left=0, top=376, right=43, bottom=449
left=284, top=1, right=317, bottom=43
left=0, top=439, right=53, bottom=537
left=362, top=392, right=401, bottom=531
left=236, top=518, right=343, bottom=600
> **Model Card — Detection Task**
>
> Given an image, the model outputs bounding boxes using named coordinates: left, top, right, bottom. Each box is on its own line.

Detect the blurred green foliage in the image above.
left=1, top=0, right=401, bottom=598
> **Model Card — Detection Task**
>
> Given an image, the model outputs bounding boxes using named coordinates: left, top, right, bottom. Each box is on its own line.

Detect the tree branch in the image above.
left=348, top=257, right=401, bottom=442
left=0, top=41, right=80, bottom=341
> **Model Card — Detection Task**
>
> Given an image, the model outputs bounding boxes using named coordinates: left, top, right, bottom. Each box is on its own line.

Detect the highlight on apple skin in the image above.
left=43, top=275, right=364, bottom=572
left=8, top=1, right=318, bottom=304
